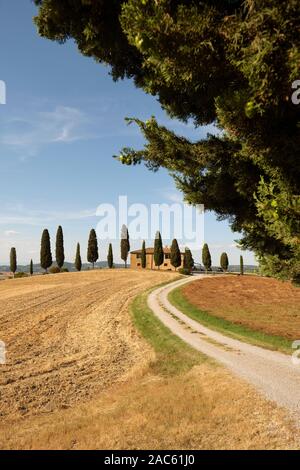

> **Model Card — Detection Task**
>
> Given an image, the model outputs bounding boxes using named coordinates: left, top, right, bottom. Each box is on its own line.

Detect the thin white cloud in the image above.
left=0, top=206, right=96, bottom=226
left=4, top=230, right=19, bottom=236
left=0, top=106, right=98, bottom=155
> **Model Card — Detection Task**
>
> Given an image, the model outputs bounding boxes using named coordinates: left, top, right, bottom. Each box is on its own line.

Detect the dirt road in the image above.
left=148, top=275, right=300, bottom=420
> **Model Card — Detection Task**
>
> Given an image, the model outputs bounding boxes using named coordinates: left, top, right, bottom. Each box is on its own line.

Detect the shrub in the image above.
left=49, top=266, right=61, bottom=274
left=220, top=252, right=229, bottom=272
left=178, top=268, right=192, bottom=276
left=61, top=267, right=69, bottom=273
left=14, top=272, right=28, bottom=278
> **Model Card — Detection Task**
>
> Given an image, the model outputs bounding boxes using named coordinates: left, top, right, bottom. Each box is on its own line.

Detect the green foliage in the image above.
left=202, top=243, right=212, bottom=271
left=87, top=229, right=99, bottom=268
left=120, top=225, right=130, bottom=268
left=240, top=255, right=244, bottom=276
left=14, top=272, right=28, bottom=279
left=61, top=267, right=69, bottom=273
left=75, top=243, right=82, bottom=272
left=10, top=247, right=17, bottom=275
left=34, top=0, right=142, bottom=83
left=55, top=225, right=65, bottom=269
left=170, top=238, right=181, bottom=271
left=34, top=0, right=300, bottom=279
left=183, top=248, right=194, bottom=272
left=154, top=231, right=164, bottom=268
left=40, top=229, right=52, bottom=272
left=220, top=252, right=229, bottom=272
left=255, top=178, right=300, bottom=281
left=30, top=259, right=34, bottom=276
left=107, top=243, right=113, bottom=269
left=49, top=266, right=61, bottom=274
left=141, top=240, right=147, bottom=268
left=178, top=268, right=191, bottom=276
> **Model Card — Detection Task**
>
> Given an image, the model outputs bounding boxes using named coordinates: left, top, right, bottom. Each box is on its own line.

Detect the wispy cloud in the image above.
left=0, top=106, right=99, bottom=156
left=0, top=206, right=96, bottom=226
left=4, top=230, right=20, bottom=236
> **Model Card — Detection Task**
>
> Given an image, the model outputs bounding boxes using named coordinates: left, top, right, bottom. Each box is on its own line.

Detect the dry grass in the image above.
left=2, top=366, right=299, bottom=450
left=0, top=269, right=177, bottom=421
left=0, top=270, right=299, bottom=449
left=182, top=276, right=300, bottom=340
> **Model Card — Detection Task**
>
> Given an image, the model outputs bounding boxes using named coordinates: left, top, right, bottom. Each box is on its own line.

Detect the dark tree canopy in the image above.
left=30, top=259, right=34, bottom=276
left=40, top=229, right=52, bottom=272
left=55, top=225, right=65, bottom=269
left=75, top=243, right=82, bottom=272
left=87, top=229, right=99, bottom=268
left=154, top=231, right=164, bottom=268
left=120, top=225, right=130, bottom=268
left=34, top=0, right=300, bottom=279
left=240, top=255, right=244, bottom=276
left=170, top=239, right=181, bottom=270
left=184, top=248, right=194, bottom=272
left=202, top=243, right=212, bottom=271
left=107, top=243, right=113, bottom=269
left=10, top=247, right=17, bottom=275
left=141, top=240, right=146, bottom=269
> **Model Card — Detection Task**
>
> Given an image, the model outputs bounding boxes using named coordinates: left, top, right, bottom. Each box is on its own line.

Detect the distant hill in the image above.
left=227, top=265, right=258, bottom=273
left=0, top=261, right=124, bottom=273
left=194, top=264, right=258, bottom=273
left=0, top=263, right=258, bottom=274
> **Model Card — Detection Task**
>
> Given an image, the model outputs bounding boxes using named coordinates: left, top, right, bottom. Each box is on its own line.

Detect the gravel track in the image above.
left=148, top=275, right=300, bottom=421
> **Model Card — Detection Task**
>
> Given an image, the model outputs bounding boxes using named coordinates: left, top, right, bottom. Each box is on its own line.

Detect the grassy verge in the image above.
left=131, top=285, right=212, bottom=377
left=168, top=286, right=292, bottom=354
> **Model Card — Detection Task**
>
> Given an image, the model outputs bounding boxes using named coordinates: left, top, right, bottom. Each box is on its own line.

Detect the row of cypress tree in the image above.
left=9, top=248, right=34, bottom=277
left=150, top=231, right=194, bottom=272
left=8, top=227, right=244, bottom=275
left=41, top=226, right=127, bottom=272
left=202, top=243, right=244, bottom=275
left=8, top=225, right=131, bottom=274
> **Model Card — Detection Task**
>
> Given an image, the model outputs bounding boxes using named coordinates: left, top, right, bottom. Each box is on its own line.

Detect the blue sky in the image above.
left=0, top=1, right=256, bottom=266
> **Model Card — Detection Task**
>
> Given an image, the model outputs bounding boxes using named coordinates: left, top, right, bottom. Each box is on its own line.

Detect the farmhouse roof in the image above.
left=131, top=247, right=185, bottom=255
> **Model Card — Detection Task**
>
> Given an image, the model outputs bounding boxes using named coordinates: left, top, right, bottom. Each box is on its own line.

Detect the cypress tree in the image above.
left=154, top=231, right=164, bottom=269
left=87, top=229, right=99, bottom=269
left=170, top=239, right=181, bottom=271
left=240, top=255, right=244, bottom=276
left=30, top=259, right=33, bottom=276
left=220, top=252, right=229, bottom=272
left=184, top=248, right=194, bottom=272
left=107, top=243, right=113, bottom=269
left=120, top=225, right=130, bottom=268
left=202, top=243, right=212, bottom=272
left=40, top=229, right=52, bottom=273
left=10, top=247, right=17, bottom=277
left=141, top=240, right=146, bottom=269
left=75, top=243, right=82, bottom=272
left=55, top=225, right=65, bottom=270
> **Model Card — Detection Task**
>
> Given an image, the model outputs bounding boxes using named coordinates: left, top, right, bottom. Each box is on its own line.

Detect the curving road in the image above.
left=148, top=275, right=300, bottom=421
